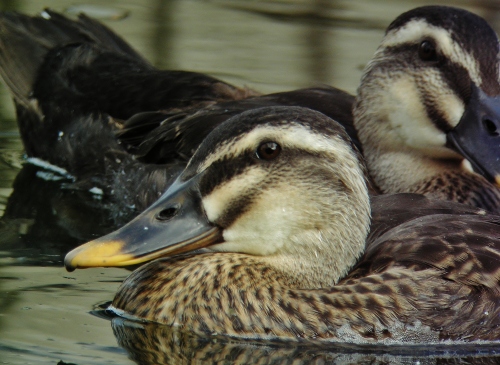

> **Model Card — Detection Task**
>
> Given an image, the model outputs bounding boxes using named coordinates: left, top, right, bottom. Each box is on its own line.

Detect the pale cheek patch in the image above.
left=436, top=92, right=465, bottom=128
left=383, top=72, right=466, bottom=158
left=387, top=75, right=447, bottom=149
left=211, top=184, right=306, bottom=256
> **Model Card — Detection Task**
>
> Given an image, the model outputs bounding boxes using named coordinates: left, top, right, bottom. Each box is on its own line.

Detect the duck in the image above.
left=65, top=106, right=500, bottom=343
left=0, top=6, right=500, bottom=215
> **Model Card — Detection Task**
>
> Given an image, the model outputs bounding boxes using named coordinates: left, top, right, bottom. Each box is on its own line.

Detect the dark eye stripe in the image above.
left=199, top=143, right=290, bottom=198
left=420, top=99, right=453, bottom=132
left=386, top=7, right=500, bottom=95
left=198, top=153, right=256, bottom=197
left=381, top=43, right=476, bottom=132
left=421, top=61, right=471, bottom=132
left=439, top=61, right=472, bottom=102
left=421, top=60, right=472, bottom=132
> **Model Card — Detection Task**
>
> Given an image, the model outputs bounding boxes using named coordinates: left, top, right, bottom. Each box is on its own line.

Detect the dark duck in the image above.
left=0, top=6, right=500, bottom=214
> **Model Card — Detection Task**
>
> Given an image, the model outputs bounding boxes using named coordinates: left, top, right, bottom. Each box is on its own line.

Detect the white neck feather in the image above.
left=361, top=139, right=462, bottom=194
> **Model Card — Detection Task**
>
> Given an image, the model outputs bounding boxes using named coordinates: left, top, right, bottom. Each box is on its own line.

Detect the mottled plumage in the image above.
left=66, top=107, right=500, bottom=343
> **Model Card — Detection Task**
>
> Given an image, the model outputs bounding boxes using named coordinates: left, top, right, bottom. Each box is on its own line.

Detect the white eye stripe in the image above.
left=379, top=19, right=482, bottom=86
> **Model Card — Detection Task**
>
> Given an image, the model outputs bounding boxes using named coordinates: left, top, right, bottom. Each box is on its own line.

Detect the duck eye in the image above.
left=418, top=40, right=437, bottom=61
left=256, top=141, right=281, bottom=160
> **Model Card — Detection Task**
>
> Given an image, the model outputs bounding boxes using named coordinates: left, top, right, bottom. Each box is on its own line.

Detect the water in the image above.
left=1, top=0, right=500, bottom=364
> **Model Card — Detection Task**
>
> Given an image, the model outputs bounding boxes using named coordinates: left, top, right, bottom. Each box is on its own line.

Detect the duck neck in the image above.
left=262, top=224, right=369, bottom=289
left=217, top=188, right=371, bottom=289
left=264, top=165, right=371, bottom=289
left=361, top=141, right=462, bottom=194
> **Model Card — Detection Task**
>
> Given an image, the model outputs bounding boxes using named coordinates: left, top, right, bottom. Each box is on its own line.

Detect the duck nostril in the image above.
left=483, top=119, right=499, bottom=136
left=156, top=207, right=178, bottom=221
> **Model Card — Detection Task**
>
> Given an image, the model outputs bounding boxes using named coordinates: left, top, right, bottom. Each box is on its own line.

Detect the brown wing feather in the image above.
left=116, top=86, right=357, bottom=165
left=339, top=195, right=500, bottom=340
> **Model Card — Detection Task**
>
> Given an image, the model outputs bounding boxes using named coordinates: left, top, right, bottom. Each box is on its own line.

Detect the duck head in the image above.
left=65, top=106, right=371, bottom=288
left=355, top=6, right=500, bottom=188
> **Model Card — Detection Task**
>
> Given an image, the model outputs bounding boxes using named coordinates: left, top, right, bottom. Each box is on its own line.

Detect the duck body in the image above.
left=66, top=106, right=500, bottom=343
left=113, top=201, right=500, bottom=343
left=1, top=7, right=500, bottom=214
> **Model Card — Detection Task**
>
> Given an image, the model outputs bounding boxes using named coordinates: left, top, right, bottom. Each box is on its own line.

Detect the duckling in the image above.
left=0, top=6, right=500, bottom=214
left=66, top=106, right=500, bottom=343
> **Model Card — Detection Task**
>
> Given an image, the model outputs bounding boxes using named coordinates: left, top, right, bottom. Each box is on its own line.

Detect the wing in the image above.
left=339, top=194, right=500, bottom=340
left=116, top=86, right=357, bottom=164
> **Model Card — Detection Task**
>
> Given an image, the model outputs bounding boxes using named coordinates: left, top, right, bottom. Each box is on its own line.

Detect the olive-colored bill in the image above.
left=447, top=86, right=500, bottom=187
left=64, top=175, right=222, bottom=272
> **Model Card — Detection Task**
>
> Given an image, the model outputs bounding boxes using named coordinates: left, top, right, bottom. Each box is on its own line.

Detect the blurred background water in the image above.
left=1, top=0, right=500, bottom=364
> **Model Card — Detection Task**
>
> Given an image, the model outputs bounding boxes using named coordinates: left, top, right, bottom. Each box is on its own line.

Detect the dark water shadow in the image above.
left=0, top=163, right=137, bottom=266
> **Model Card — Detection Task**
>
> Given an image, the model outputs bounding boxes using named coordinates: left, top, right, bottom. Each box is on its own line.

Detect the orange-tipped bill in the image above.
left=64, top=175, right=222, bottom=271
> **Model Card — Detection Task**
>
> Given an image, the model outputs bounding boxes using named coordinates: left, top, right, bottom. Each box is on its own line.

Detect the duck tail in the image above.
left=0, top=9, right=145, bottom=107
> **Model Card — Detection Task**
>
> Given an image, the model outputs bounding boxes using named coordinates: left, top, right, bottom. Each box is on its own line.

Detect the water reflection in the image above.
left=0, top=163, right=135, bottom=266
left=112, top=318, right=500, bottom=365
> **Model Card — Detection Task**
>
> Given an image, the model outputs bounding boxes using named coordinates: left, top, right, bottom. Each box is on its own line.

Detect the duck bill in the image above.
left=64, top=175, right=222, bottom=272
left=447, top=86, right=500, bottom=186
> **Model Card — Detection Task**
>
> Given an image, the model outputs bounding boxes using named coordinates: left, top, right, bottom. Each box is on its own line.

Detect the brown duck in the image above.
left=66, top=106, right=500, bottom=343
left=0, top=6, right=499, bottom=214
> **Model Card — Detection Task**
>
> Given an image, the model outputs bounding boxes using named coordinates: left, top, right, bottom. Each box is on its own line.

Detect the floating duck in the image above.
left=0, top=6, right=499, bottom=213
left=66, top=106, right=500, bottom=343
